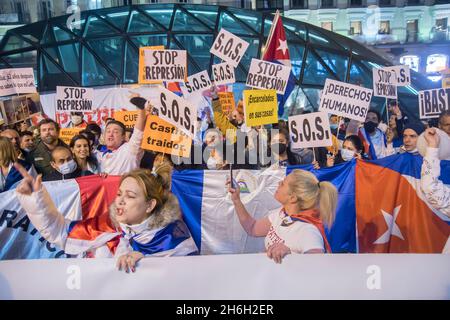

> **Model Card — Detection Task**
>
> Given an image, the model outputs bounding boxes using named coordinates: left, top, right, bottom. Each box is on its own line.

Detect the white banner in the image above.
left=182, top=70, right=212, bottom=97
left=55, top=86, right=94, bottom=113
left=372, top=67, right=397, bottom=99
left=211, top=62, right=235, bottom=86
left=154, top=86, right=197, bottom=138
left=0, top=254, right=449, bottom=299
left=246, top=58, right=291, bottom=94
left=288, top=112, right=333, bottom=149
left=141, top=49, right=187, bottom=82
left=210, top=28, right=249, bottom=67
left=419, top=88, right=450, bottom=119
left=390, top=65, right=411, bottom=87
left=319, top=79, right=373, bottom=122
left=0, top=68, right=36, bottom=97
left=41, top=86, right=160, bottom=128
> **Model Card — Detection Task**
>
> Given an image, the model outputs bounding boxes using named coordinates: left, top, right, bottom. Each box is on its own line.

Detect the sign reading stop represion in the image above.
left=288, top=112, right=333, bottom=149
left=55, top=86, right=94, bottom=112
left=246, top=58, right=291, bottom=94
left=139, top=48, right=187, bottom=83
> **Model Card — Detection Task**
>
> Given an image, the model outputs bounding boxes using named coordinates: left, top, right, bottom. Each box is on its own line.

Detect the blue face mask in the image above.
left=330, top=124, right=338, bottom=130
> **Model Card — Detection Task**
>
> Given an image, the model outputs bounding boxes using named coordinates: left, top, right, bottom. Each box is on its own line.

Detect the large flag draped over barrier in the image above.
left=0, top=154, right=449, bottom=259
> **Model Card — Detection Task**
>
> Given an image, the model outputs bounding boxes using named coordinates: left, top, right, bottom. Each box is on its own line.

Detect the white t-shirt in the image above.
left=265, top=208, right=324, bottom=254
left=96, top=128, right=144, bottom=175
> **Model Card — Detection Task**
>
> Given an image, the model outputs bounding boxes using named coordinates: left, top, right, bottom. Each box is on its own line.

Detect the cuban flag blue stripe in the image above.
left=171, top=169, right=204, bottom=252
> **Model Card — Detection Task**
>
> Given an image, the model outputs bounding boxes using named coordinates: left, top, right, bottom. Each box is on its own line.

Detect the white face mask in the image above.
left=58, top=159, right=77, bottom=175
left=341, top=148, right=355, bottom=161
left=206, top=156, right=217, bottom=170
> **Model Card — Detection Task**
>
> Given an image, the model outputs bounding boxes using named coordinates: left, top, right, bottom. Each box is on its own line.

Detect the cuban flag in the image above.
left=1, top=154, right=449, bottom=259
left=262, top=10, right=296, bottom=118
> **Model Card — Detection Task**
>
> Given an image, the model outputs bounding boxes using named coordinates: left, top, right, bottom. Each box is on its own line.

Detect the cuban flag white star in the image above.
left=373, top=205, right=405, bottom=245
left=277, top=39, right=288, bottom=55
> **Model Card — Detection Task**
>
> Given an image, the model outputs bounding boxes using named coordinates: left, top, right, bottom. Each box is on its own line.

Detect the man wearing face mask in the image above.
left=66, top=112, right=88, bottom=129
left=43, top=146, right=82, bottom=181
left=358, top=109, right=390, bottom=160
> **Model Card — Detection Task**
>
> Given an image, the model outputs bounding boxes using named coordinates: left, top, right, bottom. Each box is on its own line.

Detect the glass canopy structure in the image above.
left=0, top=3, right=434, bottom=120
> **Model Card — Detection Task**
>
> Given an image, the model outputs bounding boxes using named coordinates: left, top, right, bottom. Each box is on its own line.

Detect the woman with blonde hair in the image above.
left=15, top=163, right=198, bottom=272
left=0, top=136, right=36, bottom=192
left=228, top=169, right=338, bottom=263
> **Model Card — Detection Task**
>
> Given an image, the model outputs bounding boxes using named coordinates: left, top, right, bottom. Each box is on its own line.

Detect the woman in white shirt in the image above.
left=228, top=169, right=338, bottom=263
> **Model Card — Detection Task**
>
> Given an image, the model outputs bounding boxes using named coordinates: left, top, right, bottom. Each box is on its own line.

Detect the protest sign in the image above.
left=55, top=86, right=93, bottom=113
left=243, top=89, right=278, bottom=127
left=141, top=115, right=192, bottom=158
left=139, top=48, right=187, bottom=83
left=372, top=67, right=397, bottom=99
left=0, top=68, right=36, bottom=96
left=153, top=86, right=197, bottom=138
left=390, top=65, right=410, bottom=86
left=59, top=128, right=82, bottom=145
left=210, top=28, right=249, bottom=67
left=114, top=111, right=139, bottom=129
left=319, top=78, right=373, bottom=122
left=138, top=46, right=164, bottom=84
left=246, top=58, right=291, bottom=94
left=218, top=92, right=236, bottom=114
left=211, top=62, right=235, bottom=86
left=419, top=88, right=450, bottom=119
left=0, top=93, right=41, bottom=125
left=183, top=70, right=212, bottom=97
left=288, top=112, right=333, bottom=149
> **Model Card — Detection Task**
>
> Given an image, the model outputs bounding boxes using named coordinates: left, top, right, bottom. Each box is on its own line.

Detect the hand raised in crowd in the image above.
left=423, top=128, right=440, bottom=148
left=386, top=127, right=395, bottom=144
left=226, top=177, right=240, bottom=203
left=266, top=242, right=291, bottom=264
left=312, top=160, right=320, bottom=170
left=116, top=251, right=144, bottom=273
left=390, top=104, right=402, bottom=118
left=14, top=162, right=42, bottom=195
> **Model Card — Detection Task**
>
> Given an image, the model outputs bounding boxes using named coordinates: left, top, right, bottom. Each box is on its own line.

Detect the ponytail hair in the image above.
left=288, top=170, right=338, bottom=227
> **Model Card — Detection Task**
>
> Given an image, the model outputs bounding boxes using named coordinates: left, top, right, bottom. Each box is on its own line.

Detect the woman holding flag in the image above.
left=227, top=169, right=338, bottom=263
left=14, top=162, right=198, bottom=272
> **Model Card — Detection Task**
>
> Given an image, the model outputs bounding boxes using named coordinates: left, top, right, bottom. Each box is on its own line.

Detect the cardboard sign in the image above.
left=390, top=65, right=411, bottom=87
left=419, top=88, right=450, bottom=119
left=141, top=115, right=192, bottom=158
left=211, top=62, right=235, bottom=86
left=55, top=86, right=94, bottom=112
left=0, top=93, right=41, bottom=125
left=210, top=28, right=249, bottom=67
left=114, top=111, right=139, bottom=129
left=243, top=89, right=278, bottom=127
left=372, top=67, right=397, bottom=99
left=153, top=86, right=197, bottom=138
left=218, top=92, right=236, bottom=115
left=246, top=58, right=291, bottom=95
left=0, top=68, right=36, bottom=97
left=183, top=70, right=212, bottom=97
left=288, top=112, right=333, bottom=149
left=138, top=46, right=164, bottom=84
left=319, top=79, right=373, bottom=122
left=139, top=48, right=187, bottom=83
left=59, top=128, right=82, bottom=145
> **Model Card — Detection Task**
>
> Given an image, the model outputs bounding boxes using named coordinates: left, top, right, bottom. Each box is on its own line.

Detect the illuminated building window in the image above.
left=321, top=21, right=333, bottom=31
left=349, top=21, right=362, bottom=35
left=426, top=54, right=448, bottom=73
left=400, top=55, right=420, bottom=72
left=378, top=21, right=390, bottom=35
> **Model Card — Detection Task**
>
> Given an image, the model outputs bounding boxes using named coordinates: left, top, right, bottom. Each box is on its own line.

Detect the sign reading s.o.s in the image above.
left=211, top=62, right=235, bottom=86
left=288, top=112, right=332, bottom=149
left=183, top=70, right=212, bottom=97
left=154, top=86, right=197, bottom=138
left=210, top=29, right=249, bottom=67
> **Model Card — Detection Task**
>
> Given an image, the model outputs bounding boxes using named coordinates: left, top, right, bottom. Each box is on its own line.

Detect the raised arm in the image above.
left=14, top=163, right=69, bottom=250
left=227, top=178, right=271, bottom=237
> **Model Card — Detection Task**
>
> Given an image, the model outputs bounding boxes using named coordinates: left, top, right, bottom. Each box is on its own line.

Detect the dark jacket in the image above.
left=26, top=139, right=68, bottom=178
left=42, top=167, right=83, bottom=182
